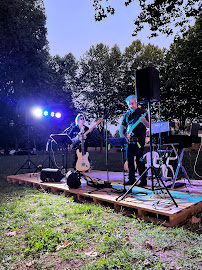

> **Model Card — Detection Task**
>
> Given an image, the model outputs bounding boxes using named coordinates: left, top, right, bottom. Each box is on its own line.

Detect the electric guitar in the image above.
left=76, top=126, right=90, bottom=171
left=72, top=118, right=103, bottom=148
left=125, top=111, right=148, bottom=141
left=83, top=118, right=103, bottom=137
left=75, top=119, right=103, bottom=171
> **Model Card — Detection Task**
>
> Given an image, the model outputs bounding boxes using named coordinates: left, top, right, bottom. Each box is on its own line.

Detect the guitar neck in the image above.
left=128, top=111, right=148, bottom=135
left=84, top=119, right=103, bottom=136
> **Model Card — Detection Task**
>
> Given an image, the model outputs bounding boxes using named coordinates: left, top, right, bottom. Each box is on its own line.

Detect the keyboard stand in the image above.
left=170, top=144, right=191, bottom=188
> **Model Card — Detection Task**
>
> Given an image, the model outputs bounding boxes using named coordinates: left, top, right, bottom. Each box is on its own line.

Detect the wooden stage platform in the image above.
left=7, top=170, right=202, bottom=227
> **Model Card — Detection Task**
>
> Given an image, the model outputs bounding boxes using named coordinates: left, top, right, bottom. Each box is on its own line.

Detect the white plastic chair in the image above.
left=143, top=151, right=162, bottom=176
left=144, top=151, right=177, bottom=179
left=160, top=155, right=177, bottom=179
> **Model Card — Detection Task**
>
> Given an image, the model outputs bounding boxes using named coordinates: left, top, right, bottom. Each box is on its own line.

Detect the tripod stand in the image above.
left=15, top=125, right=38, bottom=174
left=116, top=101, right=178, bottom=207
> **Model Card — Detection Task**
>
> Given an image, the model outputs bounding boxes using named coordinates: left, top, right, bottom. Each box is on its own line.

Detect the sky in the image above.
left=43, top=0, right=182, bottom=134
left=43, top=0, right=177, bottom=60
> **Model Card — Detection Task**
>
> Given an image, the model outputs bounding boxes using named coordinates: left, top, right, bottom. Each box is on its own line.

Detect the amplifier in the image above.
left=40, top=168, right=64, bottom=182
left=151, top=121, right=175, bottom=135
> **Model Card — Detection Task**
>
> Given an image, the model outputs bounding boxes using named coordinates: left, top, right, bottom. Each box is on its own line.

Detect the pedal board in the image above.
left=82, top=173, right=111, bottom=188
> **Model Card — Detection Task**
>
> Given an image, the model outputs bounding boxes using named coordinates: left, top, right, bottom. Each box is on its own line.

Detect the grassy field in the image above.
left=0, top=148, right=201, bottom=269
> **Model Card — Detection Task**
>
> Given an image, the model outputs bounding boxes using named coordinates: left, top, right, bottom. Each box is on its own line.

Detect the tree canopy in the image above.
left=92, top=0, right=201, bottom=37
left=0, top=0, right=49, bottom=100
left=160, top=14, right=202, bottom=126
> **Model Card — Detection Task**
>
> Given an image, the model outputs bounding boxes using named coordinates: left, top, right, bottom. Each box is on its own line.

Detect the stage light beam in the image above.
left=32, top=107, right=43, bottom=118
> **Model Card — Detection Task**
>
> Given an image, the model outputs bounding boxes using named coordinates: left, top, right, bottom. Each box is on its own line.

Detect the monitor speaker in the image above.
left=40, top=168, right=64, bottom=182
left=190, top=123, right=200, bottom=137
left=135, top=66, right=160, bottom=103
left=66, top=171, right=81, bottom=188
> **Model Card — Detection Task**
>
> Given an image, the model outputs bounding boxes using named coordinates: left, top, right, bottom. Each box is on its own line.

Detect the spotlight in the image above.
left=55, top=112, right=61, bottom=118
left=32, top=107, right=42, bottom=118
left=43, top=110, right=49, bottom=117
left=51, top=112, right=55, bottom=117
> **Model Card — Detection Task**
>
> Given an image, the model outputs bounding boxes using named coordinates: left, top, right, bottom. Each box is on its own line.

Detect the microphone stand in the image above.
left=39, top=139, right=55, bottom=169
left=103, top=103, right=118, bottom=187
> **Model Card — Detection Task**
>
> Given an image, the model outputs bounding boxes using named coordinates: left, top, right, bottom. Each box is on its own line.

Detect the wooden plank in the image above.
left=6, top=173, right=202, bottom=227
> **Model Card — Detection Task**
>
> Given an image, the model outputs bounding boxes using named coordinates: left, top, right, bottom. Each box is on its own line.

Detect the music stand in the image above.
left=109, top=137, right=128, bottom=195
left=50, top=133, right=72, bottom=145
left=50, top=134, right=72, bottom=172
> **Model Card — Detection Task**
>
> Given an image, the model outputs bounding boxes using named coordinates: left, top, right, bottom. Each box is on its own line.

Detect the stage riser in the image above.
left=7, top=173, right=202, bottom=227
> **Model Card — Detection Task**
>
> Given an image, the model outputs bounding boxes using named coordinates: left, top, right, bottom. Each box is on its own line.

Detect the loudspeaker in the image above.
left=66, top=171, right=81, bottom=188
left=190, top=123, right=200, bottom=137
left=40, top=168, right=64, bottom=182
left=135, top=67, right=160, bottom=103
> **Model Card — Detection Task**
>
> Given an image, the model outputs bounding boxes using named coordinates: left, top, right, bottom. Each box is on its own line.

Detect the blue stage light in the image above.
left=43, top=110, right=49, bottom=117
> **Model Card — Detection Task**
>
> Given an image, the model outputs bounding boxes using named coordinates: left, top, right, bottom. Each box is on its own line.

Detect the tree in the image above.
left=72, top=43, right=123, bottom=150
left=92, top=0, right=201, bottom=37
left=72, top=43, right=122, bottom=124
left=160, top=15, right=202, bottom=126
left=0, top=0, right=49, bottom=99
left=117, top=40, right=165, bottom=118
left=47, top=53, right=78, bottom=129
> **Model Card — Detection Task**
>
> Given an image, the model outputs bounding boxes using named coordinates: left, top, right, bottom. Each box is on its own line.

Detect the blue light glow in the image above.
left=43, top=110, right=49, bottom=117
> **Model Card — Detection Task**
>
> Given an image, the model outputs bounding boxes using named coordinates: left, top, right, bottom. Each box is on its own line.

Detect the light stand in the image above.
left=15, top=125, right=38, bottom=174
left=116, top=101, right=178, bottom=207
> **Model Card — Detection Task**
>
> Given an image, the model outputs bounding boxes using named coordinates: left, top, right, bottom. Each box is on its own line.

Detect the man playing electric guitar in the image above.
left=119, top=95, right=149, bottom=187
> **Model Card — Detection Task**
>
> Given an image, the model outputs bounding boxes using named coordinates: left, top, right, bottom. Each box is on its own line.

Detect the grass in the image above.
left=0, top=148, right=201, bottom=269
